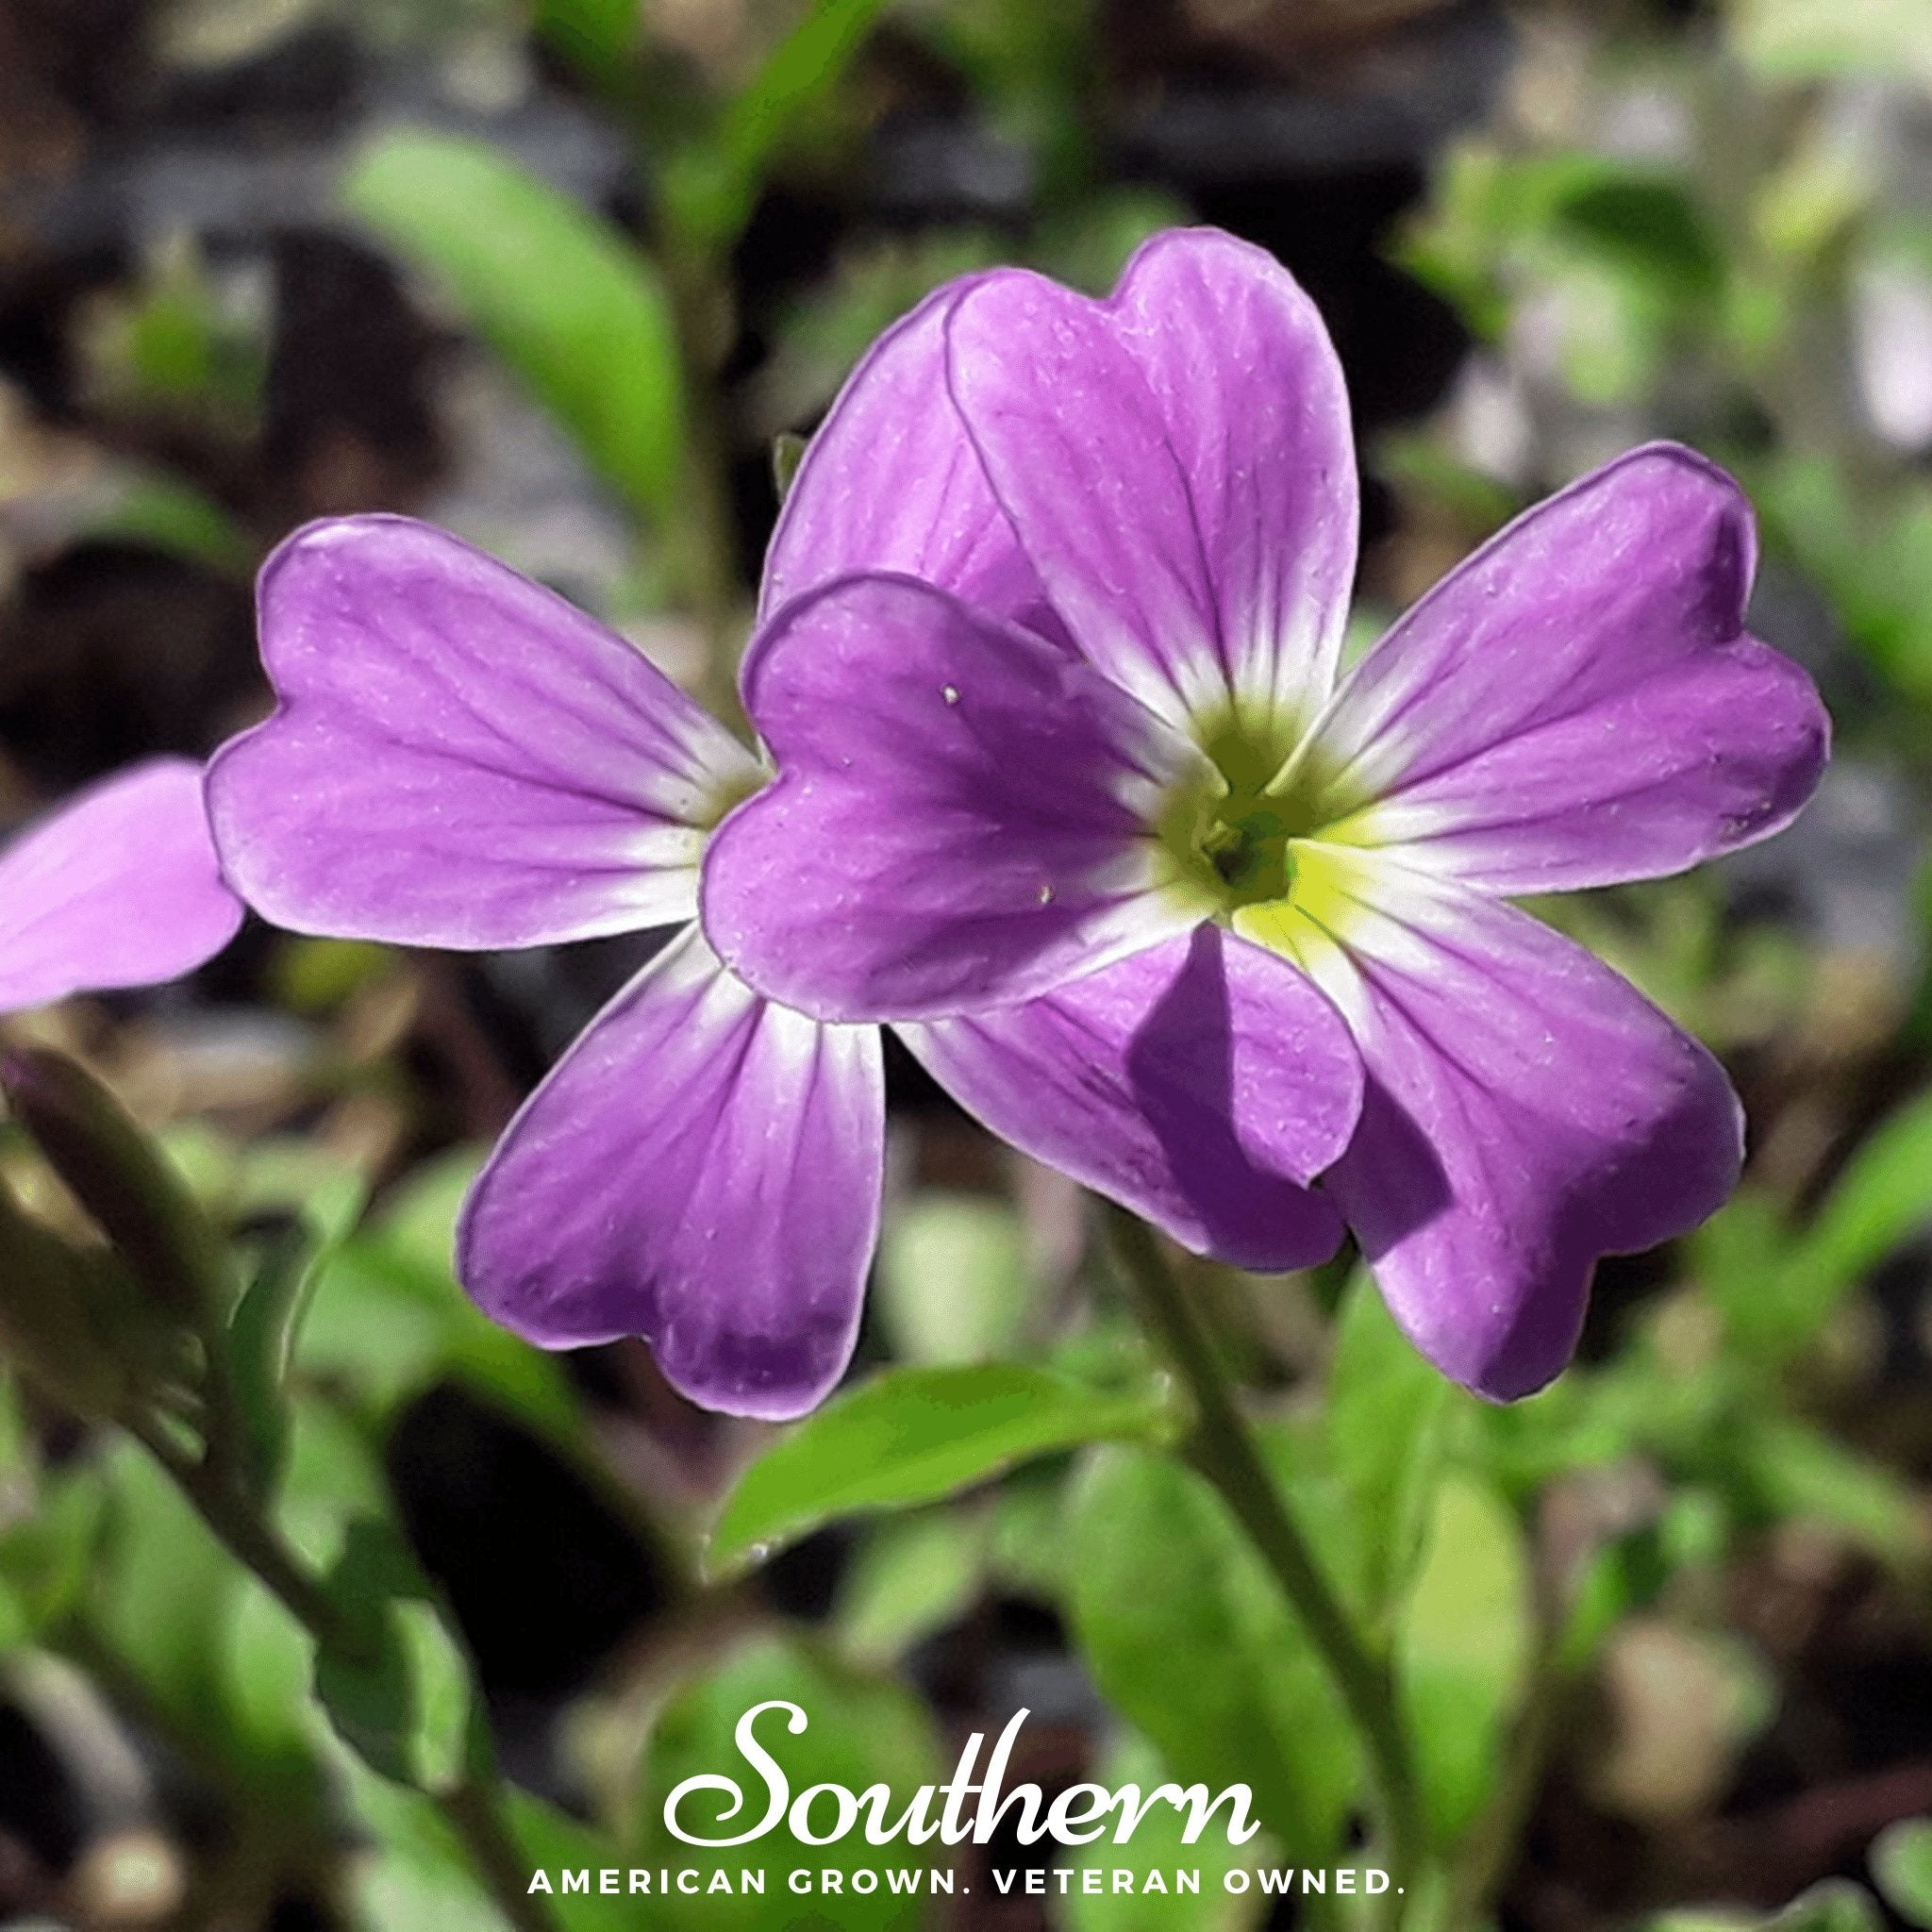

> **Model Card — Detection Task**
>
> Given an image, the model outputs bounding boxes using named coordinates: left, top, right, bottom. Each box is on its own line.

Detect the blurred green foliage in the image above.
left=4, top=0, right=1932, bottom=1928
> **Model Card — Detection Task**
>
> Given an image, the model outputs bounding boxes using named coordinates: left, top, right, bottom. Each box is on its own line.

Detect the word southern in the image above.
left=660, top=1703, right=1258, bottom=1849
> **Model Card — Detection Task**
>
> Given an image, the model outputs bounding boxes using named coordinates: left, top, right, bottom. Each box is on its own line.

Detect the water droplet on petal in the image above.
left=941, top=685, right=960, bottom=705
left=1037, top=883, right=1056, bottom=905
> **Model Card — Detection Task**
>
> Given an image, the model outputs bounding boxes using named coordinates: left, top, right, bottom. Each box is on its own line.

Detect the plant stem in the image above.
left=124, top=1411, right=348, bottom=1643
left=122, top=1412, right=562, bottom=1932
left=1104, top=1204, right=1424, bottom=1911
left=442, top=1776, right=558, bottom=1932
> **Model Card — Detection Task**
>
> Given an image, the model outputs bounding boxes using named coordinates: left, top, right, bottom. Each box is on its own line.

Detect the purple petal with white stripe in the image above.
left=1315, top=444, right=1828, bottom=893
left=944, top=229, right=1357, bottom=726
left=208, top=516, right=759, bottom=950
left=1257, top=847, right=1741, bottom=1400
left=458, top=926, right=883, bottom=1421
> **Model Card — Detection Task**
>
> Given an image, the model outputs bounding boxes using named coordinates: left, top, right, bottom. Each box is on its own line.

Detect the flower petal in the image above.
left=902, top=924, right=1359, bottom=1271
left=703, top=572, right=1201, bottom=1022
left=208, top=517, right=760, bottom=949
left=1313, top=444, right=1828, bottom=893
left=762, top=277, right=1058, bottom=632
left=0, top=758, right=242, bottom=1011
left=458, top=926, right=882, bottom=1421
left=944, top=227, right=1357, bottom=728
left=1239, top=846, right=1741, bottom=1399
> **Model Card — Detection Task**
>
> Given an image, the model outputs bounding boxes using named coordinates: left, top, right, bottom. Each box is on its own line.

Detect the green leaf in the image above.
left=228, top=1183, right=359, bottom=1501
left=316, top=1618, right=416, bottom=1785
left=1067, top=1445, right=1357, bottom=1854
left=1553, top=175, right=1724, bottom=300
left=666, top=0, right=895, bottom=250
left=533, top=0, right=642, bottom=84
left=1326, top=1271, right=1450, bottom=1624
left=342, top=1755, right=506, bottom=1932
left=1873, top=1819, right=1932, bottom=1929
left=835, top=1511, right=984, bottom=1667
left=314, top=1519, right=471, bottom=1790
left=342, top=130, right=684, bottom=522
left=1770, top=1880, right=1886, bottom=1932
left=300, top=1148, right=585, bottom=1447
left=874, top=1191, right=1035, bottom=1365
left=634, top=1636, right=941, bottom=1929
left=708, top=1365, right=1171, bottom=1574
left=0, top=1456, right=107, bottom=1637
left=1062, top=1731, right=1255, bottom=1931
left=508, top=1791, right=650, bottom=1929
left=1757, top=1091, right=1932, bottom=1355
left=1395, top=1471, right=1533, bottom=1845
left=1738, top=1420, right=1930, bottom=1564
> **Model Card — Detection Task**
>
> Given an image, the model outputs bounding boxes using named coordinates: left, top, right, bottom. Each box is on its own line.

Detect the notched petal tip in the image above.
left=218, top=513, right=749, bottom=951
left=1314, top=859, right=1746, bottom=1404
left=455, top=930, right=883, bottom=1423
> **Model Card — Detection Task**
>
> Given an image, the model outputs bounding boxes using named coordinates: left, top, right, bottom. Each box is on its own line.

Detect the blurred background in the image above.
left=3, top=0, right=1932, bottom=1928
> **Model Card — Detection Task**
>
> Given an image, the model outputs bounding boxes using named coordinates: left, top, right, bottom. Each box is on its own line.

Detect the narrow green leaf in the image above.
left=1395, top=1472, right=1533, bottom=1845
left=1758, top=1091, right=1932, bottom=1354
left=708, top=1364, right=1171, bottom=1574
left=1740, top=1419, right=1930, bottom=1565
left=229, top=1173, right=361, bottom=1501
left=666, top=0, right=893, bottom=248
left=1326, top=1271, right=1449, bottom=1623
left=1067, top=1445, right=1358, bottom=1854
left=342, top=130, right=684, bottom=521
left=1873, top=1819, right=1932, bottom=1929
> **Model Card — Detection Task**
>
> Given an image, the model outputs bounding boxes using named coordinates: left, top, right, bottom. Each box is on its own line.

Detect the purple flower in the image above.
left=703, top=227, right=1830, bottom=1400
left=206, top=364, right=1360, bottom=1412
left=0, top=758, right=242, bottom=1015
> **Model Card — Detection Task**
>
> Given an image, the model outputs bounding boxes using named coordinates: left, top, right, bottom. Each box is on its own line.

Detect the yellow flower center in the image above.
left=1153, top=702, right=1384, bottom=987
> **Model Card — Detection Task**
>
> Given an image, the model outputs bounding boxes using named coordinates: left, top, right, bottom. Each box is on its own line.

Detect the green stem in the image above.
left=658, top=237, right=747, bottom=730
left=124, top=1411, right=348, bottom=1644
left=121, top=1412, right=562, bottom=1932
left=1104, top=1204, right=1424, bottom=1910
left=442, top=1777, right=558, bottom=1932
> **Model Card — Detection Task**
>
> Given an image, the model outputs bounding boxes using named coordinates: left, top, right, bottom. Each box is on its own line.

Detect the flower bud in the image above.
left=0, top=1049, right=228, bottom=1328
